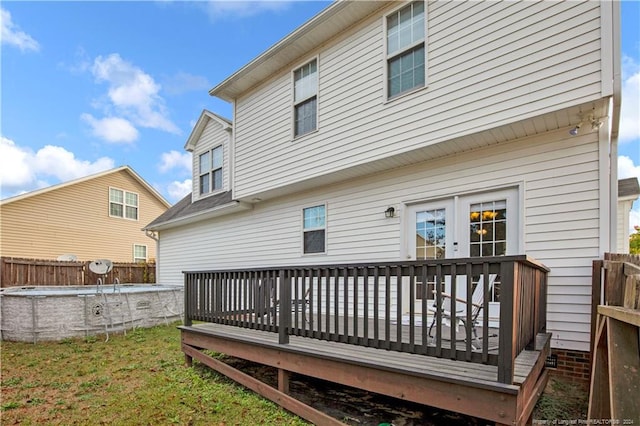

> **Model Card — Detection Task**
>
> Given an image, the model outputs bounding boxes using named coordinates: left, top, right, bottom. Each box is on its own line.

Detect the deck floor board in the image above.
left=182, top=323, right=524, bottom=390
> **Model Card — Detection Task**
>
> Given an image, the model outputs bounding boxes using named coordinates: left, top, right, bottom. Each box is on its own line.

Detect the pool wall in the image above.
left=0, top=284, right=184, bottom=342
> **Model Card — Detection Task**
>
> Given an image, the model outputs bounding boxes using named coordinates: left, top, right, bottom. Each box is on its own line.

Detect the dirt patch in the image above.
left=222, top=357, right=493, bottom=425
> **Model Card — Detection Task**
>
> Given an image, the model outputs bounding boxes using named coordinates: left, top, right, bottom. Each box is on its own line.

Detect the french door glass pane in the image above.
left=415, top=208, right=446, bottom=259
left=469, top=200, right=507, bottom=257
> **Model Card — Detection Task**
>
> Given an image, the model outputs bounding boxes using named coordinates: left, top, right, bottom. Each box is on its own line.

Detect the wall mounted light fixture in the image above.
left=385, top=207, right=395, bottom=218
left=569, top=123, right=581, bottom=136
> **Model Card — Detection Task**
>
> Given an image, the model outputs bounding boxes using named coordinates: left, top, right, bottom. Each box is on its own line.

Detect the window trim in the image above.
left=301, top=203, right=327, bottom=255
left=198, top=145, right=224, bottom=196
left=109, top=187, right=139, bottom=221
left=292, top=56, right=319, bottom=139
left=133, top=244, right=148, bottom=262
left=383, top=0, right=427, bottom=102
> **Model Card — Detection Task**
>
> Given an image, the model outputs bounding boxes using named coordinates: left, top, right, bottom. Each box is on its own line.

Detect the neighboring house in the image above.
left=1, top=166, right=170, bottom=263
left=147, top=0, right=620, bottom=359
left=617, top=177, right=640, bottom=253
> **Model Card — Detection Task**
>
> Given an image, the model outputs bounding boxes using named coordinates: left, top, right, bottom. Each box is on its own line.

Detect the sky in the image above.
left=1, top=1, right=639, bottom=233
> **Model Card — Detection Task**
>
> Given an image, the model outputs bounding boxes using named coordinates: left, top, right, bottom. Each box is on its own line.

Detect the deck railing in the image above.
left=183, top=255, right=548, bottom=384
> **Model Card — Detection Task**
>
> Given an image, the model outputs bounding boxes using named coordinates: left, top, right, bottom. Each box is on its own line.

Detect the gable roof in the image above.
left=144, top=190, right=251, bottom=231
left=619, top=177, right=640, bottom=200
left=209, top=1, right=391, bottom=102
left=0, top=165, right=171, bottom=208
left=184, top=110, right=232, bottom=152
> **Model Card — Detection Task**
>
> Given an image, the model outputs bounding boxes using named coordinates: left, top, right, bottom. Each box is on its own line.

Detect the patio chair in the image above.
left=255, top=279, right=310, bottom=322
left=427, top=274, right=497, bottom=349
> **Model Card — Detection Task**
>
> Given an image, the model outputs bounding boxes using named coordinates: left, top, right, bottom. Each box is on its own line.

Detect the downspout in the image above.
left=145, top=230, right=160, bottom=283
left=609, top=0, right=622, bottom=253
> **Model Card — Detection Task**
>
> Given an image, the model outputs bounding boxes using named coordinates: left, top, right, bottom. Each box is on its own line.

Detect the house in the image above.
left=617, top=177, right=640, bottom=253
left=145, top=1, right=621, bottom=424
left=1, top=166, right=170, bottom=263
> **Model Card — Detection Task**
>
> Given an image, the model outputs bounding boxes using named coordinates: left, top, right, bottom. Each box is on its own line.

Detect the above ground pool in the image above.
left=0, top=284, right=184, bottom=342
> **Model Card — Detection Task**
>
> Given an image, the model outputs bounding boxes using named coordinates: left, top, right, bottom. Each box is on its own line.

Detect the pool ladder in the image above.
left=96, top=278, right=133, bottom=342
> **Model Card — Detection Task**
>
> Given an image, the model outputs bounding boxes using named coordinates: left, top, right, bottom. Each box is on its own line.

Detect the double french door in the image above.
left=405, top=188, right=518, bottom=322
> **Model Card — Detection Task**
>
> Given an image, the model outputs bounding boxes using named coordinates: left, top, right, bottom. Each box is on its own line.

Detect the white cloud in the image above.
left=159, top=150, right=191, bottom=174
left=619, top=155, right=640, bottom=180
left=619, top=55, right=640, bottom=143
left=81, top=114, right=139, bottom=143
left=0, top=136, right=114, bottom=198
left=0, top=8, right=40, bottom=52
left=204, top=0, right=292, bottom=19
left=84, top=53, right=180, bottom=143
left=167, top=179, right=192, bottom=201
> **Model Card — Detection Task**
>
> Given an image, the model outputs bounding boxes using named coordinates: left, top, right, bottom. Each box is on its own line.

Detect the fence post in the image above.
left=279, top=269, right=291, bottom=345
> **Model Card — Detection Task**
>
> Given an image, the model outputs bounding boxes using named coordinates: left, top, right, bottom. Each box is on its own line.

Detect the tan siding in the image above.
left=159, top=129, right=599, bottom=350
left=232, top=0, right=604, bottom=199
left=0, top=170, right=167, bottom=262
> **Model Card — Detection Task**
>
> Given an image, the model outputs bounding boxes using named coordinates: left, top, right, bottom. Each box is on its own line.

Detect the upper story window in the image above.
left=109, top=188, right=138, bottom=220
left=386, top=1, right=425, bottom=99
left=293, top=59, right=317, bottom=137
left=302, top=204, right=326, bottom=254
left=199, top=145, right=223, bottom=195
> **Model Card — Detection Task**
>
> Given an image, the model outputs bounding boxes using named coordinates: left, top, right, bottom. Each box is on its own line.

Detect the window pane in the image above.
left=110, top=203, right=123, bottom=217
left=303, top=205, right=325, bottom=229
left=134, top=245, right=147, bottom=261
left=212, top=169, right=222, bottom=190
left=469, top=200, right=507, bottom=257
left=110, top=188, right=123, bottom=203
left=200, top=173, right=210, bottom=194
left=199, top=152, right=210, bottom=174
left=295, top=97, right=317, bottom=136
left=125, top=192, right=138, bottom=206
left=125, top=206, right=138, bottom=220
left=304, top=230, right=325, bottom=254
left=387, top=1, right=425, bottom=55
left=388, top=46, right=424, bottom=98
left=294, top=60, right=317, bottom=103
left=415, top=208, right=446, bottom=259
left=212, top=146, right=223, bottom=169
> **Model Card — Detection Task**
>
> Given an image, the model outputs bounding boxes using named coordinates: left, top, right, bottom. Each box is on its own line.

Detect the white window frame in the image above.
left=292, top=57, right=319, bottom=139
left=384, top=0, right=427, bottom=101
left=133, top=244, right=147, bottom=262
left=199, top=145, right=223, bottom=195
left=109, top=187, right=139, bottom=221
left=301, top=203, right=327, bottom=255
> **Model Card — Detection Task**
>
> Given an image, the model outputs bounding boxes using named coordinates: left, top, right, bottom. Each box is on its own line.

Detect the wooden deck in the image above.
left=181, top=322, right=550, bottom=425
left=181, top=257, right=550, bottom=425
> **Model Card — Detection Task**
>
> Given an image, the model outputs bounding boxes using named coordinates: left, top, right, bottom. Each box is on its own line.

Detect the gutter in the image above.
left=144, top=201, right=253, bottom=232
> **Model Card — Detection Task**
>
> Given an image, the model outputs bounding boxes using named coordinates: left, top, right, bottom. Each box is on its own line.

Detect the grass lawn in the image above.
left=1, top=323, right=307, bottom=425
left=1, top=322, right=588, bottom=425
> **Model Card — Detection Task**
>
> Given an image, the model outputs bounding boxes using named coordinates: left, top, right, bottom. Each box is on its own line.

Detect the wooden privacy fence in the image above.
left=589, top=253, right=640, bottom=422
left=0, top=257, right=156, bottom=287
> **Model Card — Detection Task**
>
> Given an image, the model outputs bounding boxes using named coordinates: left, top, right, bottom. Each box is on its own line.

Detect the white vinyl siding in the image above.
left=158, top=129, right=600, bottom=351
left=232, top=0, right=603, bottom=199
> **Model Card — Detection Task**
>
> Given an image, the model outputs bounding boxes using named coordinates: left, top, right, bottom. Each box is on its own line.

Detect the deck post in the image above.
left=278, top=368, right=290, bottom=394
left=279, top=269, right=291, bottom=345
left=497, top=260, right=516, bottom=384
left=183, top=273, right=192, bottom=327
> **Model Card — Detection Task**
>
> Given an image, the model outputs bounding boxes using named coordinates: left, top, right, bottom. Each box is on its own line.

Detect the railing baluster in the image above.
left=181, top=256, right=548, bottom=372
left=450, top=263, right=457, bottom=360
